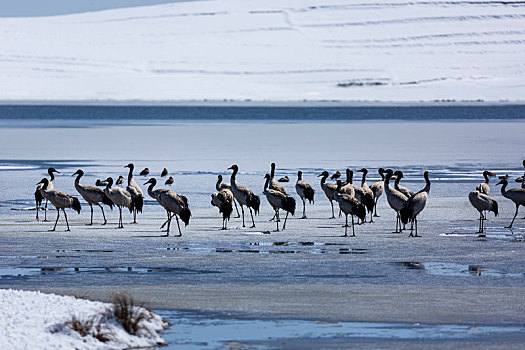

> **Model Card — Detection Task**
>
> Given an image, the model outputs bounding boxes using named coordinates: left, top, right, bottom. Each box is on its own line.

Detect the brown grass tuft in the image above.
left=112, top=292, right=147, bottom=335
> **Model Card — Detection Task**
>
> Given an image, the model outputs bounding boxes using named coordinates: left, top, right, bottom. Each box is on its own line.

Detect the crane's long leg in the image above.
left=301, top=198, right=307, bottom=219
left=330, top=201, right=335, bottom=219
left=481, top=213, right=484, bottom=233
left=166, top=214, right=171, bottom=236
left=283, top=211, right=290, bottom=230
left=249, top=208, right=255, bottom=228
left=369, top=209, right=374, bottom=223
left=393, top=212, right=400, bottom=233
left=414, top=218, right=419, bottom=237
left=118, top=207, right=123, bottom=228
left=161, top=212, right=171, bottom=230
left=344, top=214, right=348, bottom=237
left=175, top=214, right=182, bottom=237
left=275, top=210, right=280, bottom=231
left=87, top=203, right=93, bottom=225
left=98, top=204, right=107, bottom=225
left=50, top=208, right=60, bottom=231
left=132, top=208, right=137, bottom=224
left=351, top=215, right=356, bottom=237
left=233, top=199, right=240, bottom=218
left=44, top=199, right=49, bottom=221
left=478, top=212, right=483, bottom=233
left=506, top=205, right=520, bottom=228
left=241, top=205, right=245, bottom=228
left=36, top=199, right=39, bottom=221
left=63, top=209, right=70, bottom=231
left=373, top=199, right=380, bottom=217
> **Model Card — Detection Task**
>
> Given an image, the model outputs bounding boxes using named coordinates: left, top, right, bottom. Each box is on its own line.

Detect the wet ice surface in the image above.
left=1, top=115, right=525, bottom=346
left=156, top=309, right=525, bottom=349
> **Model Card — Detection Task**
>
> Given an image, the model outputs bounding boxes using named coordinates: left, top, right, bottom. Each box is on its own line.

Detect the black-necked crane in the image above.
left=228, top=165, right=260, bottom=228
left=161, top=168, right=168, bottom=177
left=496, top=178, right=525, bottom=228
left=334, top=180, right=366, bottom=237
left=124, top=163, right=144, bottom=224
left=263, top=174, right=296, bottom=231
left=357, top=168, right=376, bottom=223
left=165, top=176, right=174, bottom=186
left=318, top=171, right=337, bottom=219
left=157, top=189, right=191, bottom=236
left=269, top=163, right=286, bottom=221
left=330, top=171, right=341, bottom=180
left=72, top=169, right=113, bottom=225
left=370, top=168, right=385, bottom=217
left=384, top=169, right=409, bottom=233
left=36, top=178, right=81, bottom=231
left=144, top=178, right=171, bottom=230
left=394, top=171, right=414, bottom=199
left=139, top=168, right=150, bottom=176
left=95, top=179, right=108, bottom=187
left=35, top=167, right=59, bottom=221
left=340, top=169, right=371, bottom=223
left=216, top=174, right=240, bottom=218
left=103, top=177, right=133, bottom=229
left=468, top=190, right=498, bottom=234
left=400, top=171, right=431, bottom=237
left=476, top=170, right=497, bottom=195
left=278, top=176, right=290, bottom=183
left=211, top=189, right=234, bottom=230
left=295, top=171, right=315, bottom=219
left=116, top=175, right=125, bottom=186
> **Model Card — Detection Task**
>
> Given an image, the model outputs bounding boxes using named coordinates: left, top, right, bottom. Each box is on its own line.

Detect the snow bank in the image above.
left=0, top=0, right=524, bottom=102
left=0, top=289, right=168, bottom=349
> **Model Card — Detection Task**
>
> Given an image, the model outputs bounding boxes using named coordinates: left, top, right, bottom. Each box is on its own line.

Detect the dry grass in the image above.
left=64, top=314, right=113, bottom=342
left=66, top=315, right=94, bottom=337
left=112, top=292, right=147, bottom=335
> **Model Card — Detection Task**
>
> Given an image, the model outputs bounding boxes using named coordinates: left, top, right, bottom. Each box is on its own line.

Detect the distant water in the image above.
left=1, top=104, right=525, bottom=122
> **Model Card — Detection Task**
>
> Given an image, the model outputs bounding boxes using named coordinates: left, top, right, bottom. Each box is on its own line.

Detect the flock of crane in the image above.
left=33, top=161, right=525, bottom=237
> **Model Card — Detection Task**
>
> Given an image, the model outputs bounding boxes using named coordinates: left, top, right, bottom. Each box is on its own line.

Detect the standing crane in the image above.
left=400, top=171, right=431, bottom=237
left=227, top=165, right=260, bottom=228
left=334, top=180, right=366, bottom=237
left=295, top=171, right=315, bottom=219
left=318, top=171, right=337, bottom=219
left=72, top=169, right=113, bottom=225
left=263, top=174, right=296, bottom=231
left=370, top=168, right=385, bottom=217
left=36, top=178, right=81, bottom=231
left=103, top=177, right=133, bottom=229
left=496, top=178, right=525, bottom=228
left=35, top=167, right=60, bottom=221
left=124, top=163, right=144, bottom=224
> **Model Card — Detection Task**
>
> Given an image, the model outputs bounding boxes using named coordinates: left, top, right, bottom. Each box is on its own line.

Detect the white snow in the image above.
left=0, top=0, right=524, bottom=102
left=0, top=289, right=168, bottom=349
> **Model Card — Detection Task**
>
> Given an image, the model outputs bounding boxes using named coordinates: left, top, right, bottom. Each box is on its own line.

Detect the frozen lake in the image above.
left=0, top=105, right=524, bottom=348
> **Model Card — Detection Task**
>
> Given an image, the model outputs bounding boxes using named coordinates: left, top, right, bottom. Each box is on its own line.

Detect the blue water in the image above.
left=155, top=309, right=525, bottom=349
left=1, top=104, right=525, bottom=121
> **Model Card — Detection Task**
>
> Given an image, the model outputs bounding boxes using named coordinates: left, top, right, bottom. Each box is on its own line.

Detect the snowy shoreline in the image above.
left=0, top=289, right=169, bottom=350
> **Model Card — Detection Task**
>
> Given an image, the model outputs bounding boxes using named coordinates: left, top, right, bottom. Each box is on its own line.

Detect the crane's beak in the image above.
left=143, top=179, right=152, bottom=185
left=496, top=180, right=503, bottom=186
left=488, top=172, right=497, bottom=177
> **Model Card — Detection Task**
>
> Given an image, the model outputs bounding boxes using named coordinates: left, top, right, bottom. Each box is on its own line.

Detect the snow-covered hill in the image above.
left=0, top=0, right=524, bottom=102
